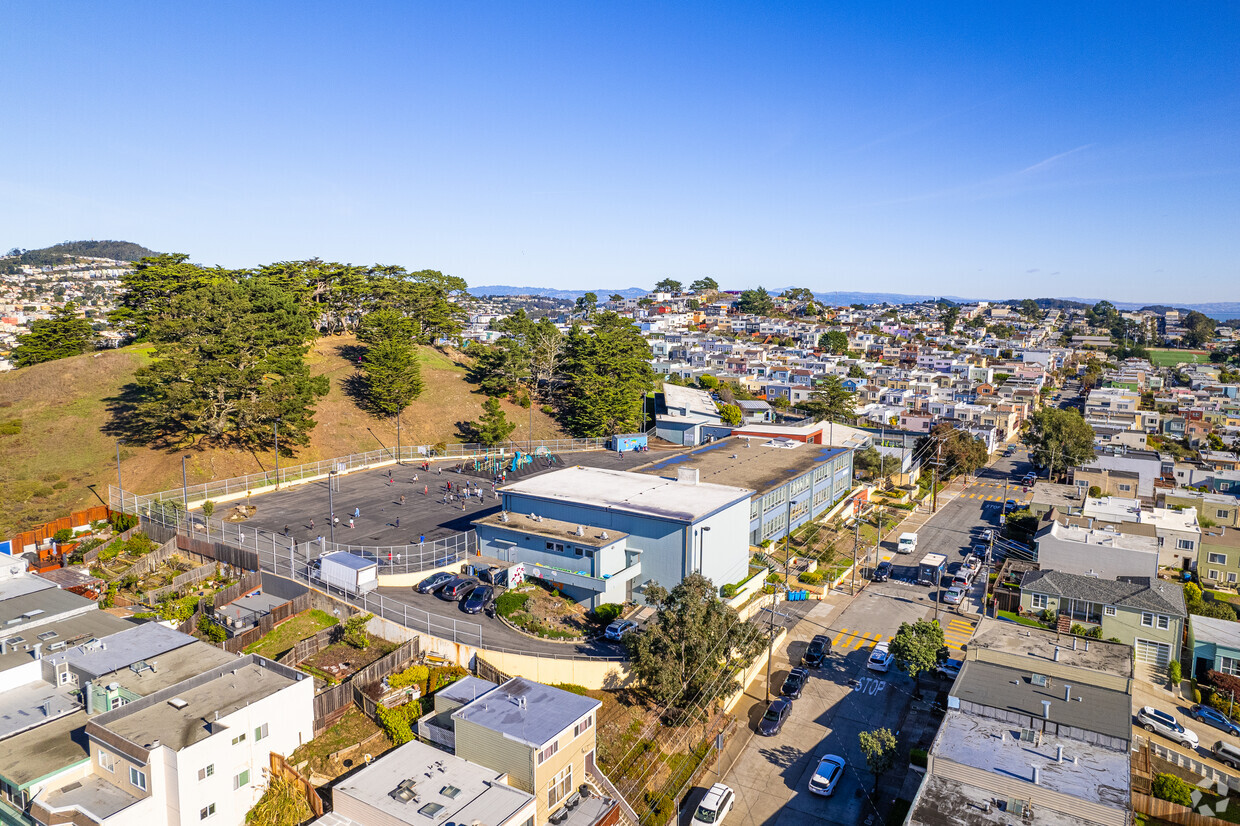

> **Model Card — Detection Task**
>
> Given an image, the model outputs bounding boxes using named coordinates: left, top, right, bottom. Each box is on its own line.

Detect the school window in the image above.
left=1209, top=553, right=1227, bottom=565
left=1221, top=657, right=1240, bottom=676
left=233, top=770, right=250, bottom=790
left=200, top=803, right=216, bottom=820
left=537, top=741, right=559, bottom=765
left=231, top=733, right=246, bottom=745
left=574, top=715, right=593, bottom=737
left=1031, top=594, right=1048, bottom=610
left=97, top=751, right=114, bottom=772
left=548, top=765, right=573, bottom=809
left=129, top=768, right=147, bottom=792
left=545, top=541, right=565, bottom=553
left=1104, top=606, right=1117, bottom=616
left=198, top=764, right=214, bottom=781
left=1177, top=539, right=1195, bottom=551
left=254, top=723, right=268, bottom=741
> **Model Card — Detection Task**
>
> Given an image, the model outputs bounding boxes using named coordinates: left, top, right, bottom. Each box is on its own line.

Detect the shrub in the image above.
left=1152, top=773, right=1193, bottom=807
left=798, top=571, right=823, bottom=585
left=0, top=419, right=22, bottom=436
left=592, top=603, right=622, bottom=624
left=541, top=405, right=554, bottom=415
left=1088, top=626, right=1103, bottom=639
left=551, top=683, right=590, bottom=696
left=388, top=665, right=430, bottom=691
left=110, top=513, right=138, bottom=532
left=1088, top=486, right=1102, bottom=498
left=1169, top=660, right=1182, bottom=686
left=201, top=500, right=216, bottom=519
left=52, top=528, right=74, bottom=543
left=909, top=748, right=928, bottom=768
left=197, top=615, right=227, bottom=643
left=1038, top=609, right=1055, bottom=624
left=375, top=701, right=417, bottom=745
left=721, top=583, right=738, bottom=598
left=1206, top=669, right=1240, bottom=700
left=342, top=614, right=372, bottom=650
left=495, top=591, right=530, bottom=618
left=766, top=572, right=782, bottom=584
left=133, top=612, right=156, bottom=620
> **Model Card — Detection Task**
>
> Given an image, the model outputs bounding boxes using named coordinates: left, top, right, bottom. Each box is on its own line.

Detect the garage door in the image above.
left=1135, top=639, right=1171, bottom=667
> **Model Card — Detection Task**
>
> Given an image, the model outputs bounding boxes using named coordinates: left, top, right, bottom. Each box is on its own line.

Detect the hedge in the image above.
left=495, top=591, right=530, bottom=618
left=592, top=603, right=622, bottom=624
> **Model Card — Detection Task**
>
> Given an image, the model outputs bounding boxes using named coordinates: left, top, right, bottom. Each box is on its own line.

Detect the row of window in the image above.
left=545, top=541, right=595, bottom=559
left=536, top=715, right=594, bottom=767
left=1207, top=569, right=1239, bottom=584
left=1028, top=594, right=1174, bottom=631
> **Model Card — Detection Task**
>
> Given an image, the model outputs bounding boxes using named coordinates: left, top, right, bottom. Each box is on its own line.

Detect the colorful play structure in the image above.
left=467, top=450, right=559, bottom=477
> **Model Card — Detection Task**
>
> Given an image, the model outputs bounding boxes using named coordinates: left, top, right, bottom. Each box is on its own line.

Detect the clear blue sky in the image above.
left=3, top=2, right=1237, bottom=302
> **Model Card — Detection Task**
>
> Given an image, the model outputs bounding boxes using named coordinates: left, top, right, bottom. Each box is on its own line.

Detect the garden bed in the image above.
left=495, top=580, right=590, bottom=640
left=299, top=635, right=398, bottom=684
left=290, top=708, right=391, bottom=782
left=244, top=609, right=339, bottom=661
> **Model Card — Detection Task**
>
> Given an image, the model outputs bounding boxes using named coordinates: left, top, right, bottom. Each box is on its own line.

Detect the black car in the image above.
left=780, top=667, right=809, bottom=700
left=803, top=634, right=832, bottom=668
left=872, top=561, right=892, bottom=582
left=1003, top=499, right=1020, bottom=513
left=758, top=699, right=791, bottom=736
left=416, top=572, right=454, bottom=594
left=436, top=577, right=476, bottom=601
left=462, top=584, right=494, bottom=614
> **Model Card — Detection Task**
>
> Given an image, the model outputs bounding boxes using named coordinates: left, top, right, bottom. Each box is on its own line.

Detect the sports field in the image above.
left=1149, top=348, right=1209, bottom=367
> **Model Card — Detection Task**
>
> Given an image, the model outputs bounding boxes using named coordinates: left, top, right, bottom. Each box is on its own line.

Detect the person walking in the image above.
left=349, top=518, right=355, bottom=529
left=399, top=494, right=406, bottom=505
left=283, top=525, right=290, bottom=537
left=419, top=534, right=425, bottom=547
left=353, top=507, right=360, bottom=519
left=309, top=518, right=315, bottom=530
left=423, top=485, right=429, bottom=496
left=395, top=516, right=400, bottom=529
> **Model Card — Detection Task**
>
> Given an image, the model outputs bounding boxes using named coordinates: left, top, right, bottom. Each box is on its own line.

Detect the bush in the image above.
left=592, top=603, right=622, bottom=624
left=1152, top=773, right=1194, bottom=807
left=766, top=572, right=782, bottom=584
left=343, top=614, right=372, bottom=650
left=388, top=664, right=430, bottom=691
left=1038, top=609, right=1055, bottom=624
left=721, top=583, right=738, bottom=598
left=0, top=419, right=22, bottom=436
left=798, top=571, right=823, bottom=585
left=52, top=528, right=73, bottom=543
left=495, top=590, right=530, bottom=618
left=197, top=615, right=227, bottom=644
left=551, top=683, right=590, bottom=696
left=110, top=513, right=138, bottom=532
left=541, top=405, right=554, bottom=415
left=375, top=701, right=418, bottom=745
left=1169, top=660, right=1182, bottom=686
left=1088, top=486, right=1102, bottom=498
left=909, top=748, right=928, bottom=768
left=1070, top=623, right=1087, bottom=637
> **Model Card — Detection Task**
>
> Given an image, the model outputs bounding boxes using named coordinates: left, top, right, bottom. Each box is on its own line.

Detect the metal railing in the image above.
left=110, top=438, right=612, bottom=517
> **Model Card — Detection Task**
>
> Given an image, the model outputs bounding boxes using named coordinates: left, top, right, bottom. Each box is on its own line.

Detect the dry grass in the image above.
left=0, top=335, right=567, bottom=535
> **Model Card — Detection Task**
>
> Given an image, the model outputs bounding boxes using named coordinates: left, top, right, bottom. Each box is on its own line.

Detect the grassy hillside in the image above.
left=0, top=336, right=564, bottom=536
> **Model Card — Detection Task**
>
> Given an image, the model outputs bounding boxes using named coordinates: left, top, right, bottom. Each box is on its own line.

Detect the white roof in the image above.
left=501, top=466, right=752, bottom=523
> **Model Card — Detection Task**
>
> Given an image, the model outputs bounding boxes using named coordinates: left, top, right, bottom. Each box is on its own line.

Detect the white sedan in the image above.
left=866, top=641, right=894, bottom=673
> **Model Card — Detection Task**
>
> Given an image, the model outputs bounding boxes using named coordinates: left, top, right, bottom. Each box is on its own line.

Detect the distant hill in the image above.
left=469, top=286, right=648, bottom=300
left=1, top=240, right=158, bottom=272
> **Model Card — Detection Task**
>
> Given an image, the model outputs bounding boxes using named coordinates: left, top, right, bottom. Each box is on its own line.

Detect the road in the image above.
left=711, top=449, right=1037, bottom=826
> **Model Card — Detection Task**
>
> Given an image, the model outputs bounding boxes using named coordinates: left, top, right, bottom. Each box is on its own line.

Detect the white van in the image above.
left=897, top=533, right=918, bottom=554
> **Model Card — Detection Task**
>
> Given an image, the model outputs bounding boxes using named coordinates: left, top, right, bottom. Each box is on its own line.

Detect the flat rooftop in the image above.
left=1045, top=520, right=1160, bottom=553
left=331, top=738, right=534, bottom=826
left=216, top=591, right=287, bottom=629
left=967, top=618, right=1133, bottom=680
left=453, top=677, right=599, bottom=749
left=473, top=511, right=628, bottom=548
left=501, top=466, right=753, bottom=523
left=44, top=621, right=197, bottom=678
left=910, top=773, right=1116, bottom=826
left=95, top=656, right=302, bottom=751
left=0, top=611, right=134, bottom=675
left=0, top=709, right=89, bottom=786
left=107, top=640, right=237, bottom=697
left=0, top=587, right=98, bottom=630
left=0, top=572, right=57, bottom=602
left=0, top=681, right=79, bottom=740
left=632, top=436, right=850, bottom=496
left=43, top=773, right=142, bottom=821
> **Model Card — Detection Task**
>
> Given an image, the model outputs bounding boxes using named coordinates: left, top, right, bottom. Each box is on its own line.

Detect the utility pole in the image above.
left=181, top=455, right=189, bottom=534
left=328, top=471, right=336, bottom=545
left=395, top=411, right=402, bottom=464
left=115, top=440, right=124, bottom=515
left=851, top=516, right=861, bottom=594
left=931, top=438, right=942, bottom=513
left=765, top=599, right=776, bottom=703
left=274, top=420, right=280, bottom=489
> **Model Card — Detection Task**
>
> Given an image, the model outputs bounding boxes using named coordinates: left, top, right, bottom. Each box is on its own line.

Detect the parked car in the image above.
left=962, top=555, right=981, bottom=575
left=1212, top=740, right=1240, bottom=769
left=950, top=573, right=972, bottom=590
left=942, top=586, right=965, bottom=605
left=1003, top=499, right=1020, bottom=513
left=780, top=667, right=809, bottom=700
left=604, top=619, right=639, bottom=641
left=1137, top=706, right=1199, bottom=749
left=803, top=635, right=832, bottom=668
left=1023, top=473, right=1037, bottom=485
left=807, top=754, right=846, bottom=796
left=690, top=783, right=735, bottom=826
left=436, top=577, right=476, bottom=601
left=866, top=641, right=894, bottom=673
left=973, top=543, right=990, bottom=557
left=979, top=529, right=993, bottom=542
left=1190, top=704, right=1240, bottom=736
left=936, top=658, right=963, bottom=680
left=416, top=572, right=454, bottom=594
left=872, top=560, right=892, bottom=582
left=758, top=699, right=792, bottom=736
left=462, top=584, right=493, bottom=614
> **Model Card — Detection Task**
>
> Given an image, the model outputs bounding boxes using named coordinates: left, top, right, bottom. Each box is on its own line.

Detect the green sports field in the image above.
left=1149, top=348, right=1210, bottom=367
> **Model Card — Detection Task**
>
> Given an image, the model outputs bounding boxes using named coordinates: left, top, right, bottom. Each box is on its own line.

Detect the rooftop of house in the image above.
left=106, top=640, right=238, bottom=697
left=435, top=676, right=498, bottom=708
left=215, top=591, right=287, bottom=630
left=908, top=713, right=1129, bottom=826
left=1031, top=482, right=1085, bottom=509
left=44, top=622, right=198, bottom=679
left=632, top=436, right=851, bottom=496
left=500, top=465, right=753, bottom=524
left=0, top=709, right=89, bottom=786
left=41, top=773, right=143, bottom=821
left=660, top=383, right=720, bottom=419
left=329, top=738, right=535, bottom=826
left=1040, top=518, right=1161, bottom=554
left=0, top=680, right=80, bottom=741
left=0, top=612, right=134, bottom=675
left=1020, top=569, right=1186, bottom=618
left=453, top=677, right=600, bottom=750
left=0, top=570, right=57, bottom=602
left=1192, top=614, right=1240, bottom=653
left=91, top=655, right=304, bottom=752
left=472, top=511, right=629, bottom=549
left=1083, top=497, right=1200, bottom=532
left=1200, top=526, right=1240, bottom=549
left=0, top=587, right=98, bottom=630
left=966, top=618, right=1133, bottom=679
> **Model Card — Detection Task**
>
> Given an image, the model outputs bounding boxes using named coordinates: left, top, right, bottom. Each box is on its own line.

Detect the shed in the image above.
left=610, top=433, right=648, bottom=452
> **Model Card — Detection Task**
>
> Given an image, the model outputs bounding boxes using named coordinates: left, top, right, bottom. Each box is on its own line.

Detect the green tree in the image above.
left=858, top=728, right=898, bottom=792
left=467, top=340, right=529, bottom=397
left=468, top=397, right=517, bottom=446
left=575, top=292, right=598, bottom=314
left=110, top=253, right=233, bottom=340
left=1151, top=773, right=1193, bottom=807
left=623, top=573, right=765, bottom=719
left=719, top=403, right=743, bottom=427
left=608, top=293, right=624, bottom=303
left=357, top=307, right=415, bottom=346
left=362, top=338, right=424, bottom=416
left=847, top=364, right=867, bottom=379
left=558, top=313, right=655, bottom=436
left=887, top=620, right=948, bottom=695
left=941, top=305, right=961, bottom=335
left=1022, top=407, right=1096, bottom=480
left=820, top=330, right=850, bottom=354
left=1018, top=299, right=1042, bottom=320
left=12, top=302, right=95, bottom=366
left=343, top=613, right=372, bottom=649
left=690, top=277, right=719, bottom=293
left=1182, top=310, right=1216, bottom=348
left=853, top=445, right=897, bottom=479
left=654, top=278, right=683, bottom=293
left=801, top=376, right=855, bottom=423
left=123, top=278, right=329, bottom=449
left=197, top=615, right=227, bottom=643
left=736, top=287, right=774, bottom=315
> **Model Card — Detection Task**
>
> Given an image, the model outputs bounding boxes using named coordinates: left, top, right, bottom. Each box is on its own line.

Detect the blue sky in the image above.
left=3, top=2, right=1237, bottom=302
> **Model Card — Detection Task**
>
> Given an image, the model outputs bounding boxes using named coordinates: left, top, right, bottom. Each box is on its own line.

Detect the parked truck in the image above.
left=918, top=553, right=947, bottom=586
left=897, top=532, right=918, bottom=554
left=315, top=551, right=378, bottom=595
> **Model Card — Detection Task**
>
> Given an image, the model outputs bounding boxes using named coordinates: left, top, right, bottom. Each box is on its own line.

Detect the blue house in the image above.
left=1190, top=614, right=1240, bottom=680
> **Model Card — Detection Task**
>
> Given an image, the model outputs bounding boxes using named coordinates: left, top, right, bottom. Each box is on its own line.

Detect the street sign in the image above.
left=715, top=732, right=724, bottom=751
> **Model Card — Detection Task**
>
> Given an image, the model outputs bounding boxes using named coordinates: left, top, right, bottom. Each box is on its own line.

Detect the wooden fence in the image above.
left=474, top=656, right=511, bottom=685
left=10, top=505, right=111, bottom=553
left=268, top=752, right=324, bottom=818
left=1133, top=793, right=1232, bottom=826
left=352, top=640, right=421, bottom=720
left=172, top=531, right=260, bottom=572
left=144, top=564, right=218, bottom=603
left=211, top=571, right=264, bottom=610
left=281, top=627, right=338, bottom=668
left=313, top=683, right=355, bottom=734
left=220, top=592, right=311, bottom=654
left=83, top=525, right=142, bottom=564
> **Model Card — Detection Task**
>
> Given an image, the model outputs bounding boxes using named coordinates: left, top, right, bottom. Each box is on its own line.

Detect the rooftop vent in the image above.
left=677, top=468, right=700, bottom=485
left=389, top=778, right=418, bottom=803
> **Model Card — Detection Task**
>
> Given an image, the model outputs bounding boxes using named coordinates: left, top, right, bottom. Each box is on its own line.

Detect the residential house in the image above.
left=1081, top=497, right=1201, bottom=569
left=1160, top=489, right=1240, bottom=528
left=1033, top=518, right=1159, bottom=581
left=1189, top=615, right=1240, bottom=681
left=1197, top=526, right=1240, bottom=591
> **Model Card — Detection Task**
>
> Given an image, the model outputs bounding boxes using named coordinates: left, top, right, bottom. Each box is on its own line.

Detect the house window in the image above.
left=231, top=733, right=246, bottom=745
left=59, top=671, right=71, bottom=685
left=98, top=751, right=114, bottom=772
left=575, top=547, right=584, bottom=557
left=1104, top=606, right=1117, bottom=617
left=254, top=723, right=268, bottom=742
left=537, top=741, right=559, bottom=765
left=1031, top=594, right=1048, bottom=610
left=1157, top=615, right=1170, bottom=630
left=1230, top=573, right=1238, bottom=585
left=548, top=765, right=573, bottom=809
left=129, top=768, right=147, bottom=792
left=1209, top=553, right=1227, bottom=565
left=1220, top=510, right=1232, bottom=519
left=574, top=715, right=593, bottom=738
left=1178, top=539, right=1195, bottom=551
left=233, top=770, right=249, bottom=790
left=1210, top=569, right=1221, bottom=580
left=1142, top=613, right=1155, bottom=627
left=198, top=764, right=214, bottom=781
left=200, top=804, right=216, bottom=820
left=1221, top=657, right=1240, bottom=677
left=1118, top=484, right=1132, bottom=492
left=545, top=541, right=565, bottom=553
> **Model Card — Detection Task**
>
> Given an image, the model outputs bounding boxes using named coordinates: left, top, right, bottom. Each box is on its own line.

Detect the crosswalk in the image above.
left=830, top=617, right=976, bottom=657
left=832, top=628, right=891, bottom=651
left=943, top=617, right=975, bottom=656
left=963, top=492, right=1019, bottom=502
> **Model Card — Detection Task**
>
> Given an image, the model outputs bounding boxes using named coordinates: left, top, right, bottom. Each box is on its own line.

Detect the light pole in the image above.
left=115, top=440, right=124, bottom=515
left=273, top=420, right=280, bottom=489
left=181, top=455, right=189, bottom=534
left=395, top=411, right=402, bottom=464
left=328, top=471, right=336, bottom=545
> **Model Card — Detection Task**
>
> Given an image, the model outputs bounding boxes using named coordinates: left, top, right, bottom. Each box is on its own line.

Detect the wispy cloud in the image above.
left=1016, top=144, right=1093, bottom=176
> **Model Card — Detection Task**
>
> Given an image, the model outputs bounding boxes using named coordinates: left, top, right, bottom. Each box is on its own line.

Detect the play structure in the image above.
left=465, top=450, right=560, bottom=478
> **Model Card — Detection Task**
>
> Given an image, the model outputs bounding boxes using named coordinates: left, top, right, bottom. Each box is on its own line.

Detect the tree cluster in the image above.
left=1021, top=407, right=1096, bottom=479
left=11, top=302, right=95, bottom=366
left=918, top=422, right=989, bottom=479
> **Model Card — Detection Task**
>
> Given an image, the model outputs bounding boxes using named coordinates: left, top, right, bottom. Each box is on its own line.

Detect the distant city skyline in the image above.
left=2, top=2, right=1237, bottom=302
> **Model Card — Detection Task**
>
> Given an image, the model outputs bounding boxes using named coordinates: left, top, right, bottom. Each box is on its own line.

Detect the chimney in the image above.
left=677, top=468, right=700, bottom=485
left=1042, top=700, right=1051, bottom=719
left=1031, top=765, right=1040, bottom=785
left=85, top=682, right=94, bottom=714
left=1053, top=647, right=1060, bottom=662
left=1064, top=685, right=1072, bottom=702
left=1056, top=745, right=1064, bottom=763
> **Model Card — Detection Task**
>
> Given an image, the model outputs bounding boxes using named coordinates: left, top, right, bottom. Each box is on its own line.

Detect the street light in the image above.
left=181, top=455, right=189, bottom=534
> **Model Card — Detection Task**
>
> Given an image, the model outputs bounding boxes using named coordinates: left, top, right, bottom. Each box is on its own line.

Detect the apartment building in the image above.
left=1033, top=519, right=1159, bottom=581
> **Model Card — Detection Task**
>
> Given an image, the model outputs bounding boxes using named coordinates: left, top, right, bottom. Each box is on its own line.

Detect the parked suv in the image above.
left=436, top=577, right=476, bottom=601
left=871, top=561, right=892, bottom=582
left=1213, top=740, right=1240, bottom=769
left=691, top=783, right=735, bottom=825
left=803, top=635, right=832, bottom=668
left=1136, top=706, right=1198, bottom=749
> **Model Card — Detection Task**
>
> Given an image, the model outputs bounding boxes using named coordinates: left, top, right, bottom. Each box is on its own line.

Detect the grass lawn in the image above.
left=1149, top=348, right=1210, bottom=367
left=243, top=609, right=339, bottom=660
left=997, top=609, right=1049, bottom=629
